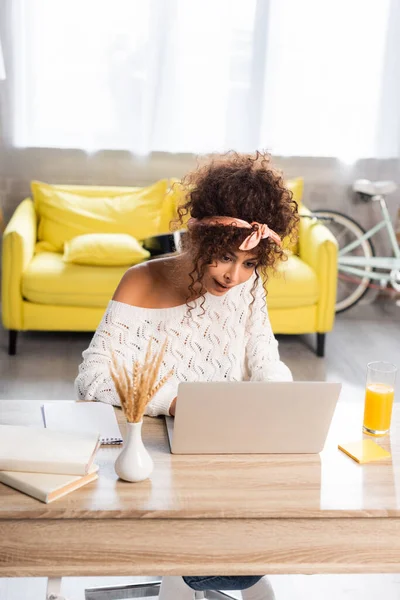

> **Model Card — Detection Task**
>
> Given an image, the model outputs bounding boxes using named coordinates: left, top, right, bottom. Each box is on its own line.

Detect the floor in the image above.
left=1, top=298, right=399, bottom=599
left=2, top=575, right=400, bottom=600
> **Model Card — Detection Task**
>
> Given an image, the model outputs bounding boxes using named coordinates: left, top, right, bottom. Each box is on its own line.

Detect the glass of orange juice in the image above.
left=363, top=361, right=397, bottom=436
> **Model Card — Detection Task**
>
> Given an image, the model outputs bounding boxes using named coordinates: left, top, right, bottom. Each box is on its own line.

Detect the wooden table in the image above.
left=1, top=400, right=400, bottom=577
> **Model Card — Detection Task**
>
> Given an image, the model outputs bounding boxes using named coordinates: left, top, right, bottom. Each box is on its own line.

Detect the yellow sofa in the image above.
left=2, top=179, right=338, bottom=356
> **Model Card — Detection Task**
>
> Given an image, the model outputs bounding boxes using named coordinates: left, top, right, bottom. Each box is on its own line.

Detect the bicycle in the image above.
left=309, top=179, right=400, bottom=313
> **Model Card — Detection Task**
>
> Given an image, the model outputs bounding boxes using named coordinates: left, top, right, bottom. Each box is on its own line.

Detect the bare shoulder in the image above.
left=112, top=263, right=153, bottom=306
left=112, top=256, right=181, bottom=308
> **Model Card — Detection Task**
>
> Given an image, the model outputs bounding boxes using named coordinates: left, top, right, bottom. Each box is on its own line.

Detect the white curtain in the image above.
left=10, top=0, right=399, bottom=159
left=260, top=0, right=392, bottom=161
left=375, top=0, right=400, bottom=159
left=0, top=36, right=5, bottom=80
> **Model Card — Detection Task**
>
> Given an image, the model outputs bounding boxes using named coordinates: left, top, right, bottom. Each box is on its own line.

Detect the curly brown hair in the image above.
left=174, top=151, right=299, bottom=306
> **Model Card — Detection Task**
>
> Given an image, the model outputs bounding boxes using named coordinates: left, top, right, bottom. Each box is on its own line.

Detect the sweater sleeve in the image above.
left=74, top=302, right=177, bottom=417
left=245, top=277, right=293, bottom=382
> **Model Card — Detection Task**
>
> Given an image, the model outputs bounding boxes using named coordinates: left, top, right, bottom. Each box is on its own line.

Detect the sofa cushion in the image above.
left=31, top=179, right=170, bottom=252
left=63, top=233, right=150, bottom=266
left=266, top=255, right=319, bottom=309
left=22, top=252, right=318, bottom=310
left=22, top=252, right=126, bottom=308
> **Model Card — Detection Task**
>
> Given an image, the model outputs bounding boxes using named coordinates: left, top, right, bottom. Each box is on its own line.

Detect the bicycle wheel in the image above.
left=312, top=209, right=375, bottom=313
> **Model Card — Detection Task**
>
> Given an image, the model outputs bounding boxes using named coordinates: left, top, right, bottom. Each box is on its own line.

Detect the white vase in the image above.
left=114, top=421, right=154, bottom=483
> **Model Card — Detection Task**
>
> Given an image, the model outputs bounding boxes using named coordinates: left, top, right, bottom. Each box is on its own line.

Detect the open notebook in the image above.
left=42, top=401, right=123, bottom=445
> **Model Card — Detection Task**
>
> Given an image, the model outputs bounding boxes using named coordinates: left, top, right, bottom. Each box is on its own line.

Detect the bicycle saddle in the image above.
left=353, top=179, right=397, bottom=196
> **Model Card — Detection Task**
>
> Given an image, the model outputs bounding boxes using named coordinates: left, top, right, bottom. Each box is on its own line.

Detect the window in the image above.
left=12, top=0, right=394, bottom=158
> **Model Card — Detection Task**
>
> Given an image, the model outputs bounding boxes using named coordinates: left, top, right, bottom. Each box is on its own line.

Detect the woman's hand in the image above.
left=169, top=397, right=177, bottom=416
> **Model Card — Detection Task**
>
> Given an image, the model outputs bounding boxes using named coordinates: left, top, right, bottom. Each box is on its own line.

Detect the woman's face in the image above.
left=203, top=250, right=258, bottom=295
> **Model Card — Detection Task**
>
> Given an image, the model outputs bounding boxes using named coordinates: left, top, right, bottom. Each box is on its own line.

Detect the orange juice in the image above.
left=363, top=383, right=395, bottom=435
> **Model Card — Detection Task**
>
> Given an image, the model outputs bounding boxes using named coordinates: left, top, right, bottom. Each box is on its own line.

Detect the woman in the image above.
left=75, top=151, right=299, bottom=599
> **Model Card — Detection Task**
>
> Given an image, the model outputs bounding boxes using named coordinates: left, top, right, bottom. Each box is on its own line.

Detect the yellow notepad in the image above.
left=338, top=439, right=391, bottom=464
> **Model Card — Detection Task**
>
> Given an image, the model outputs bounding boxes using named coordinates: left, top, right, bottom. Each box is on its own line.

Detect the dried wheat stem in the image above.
left=110, top=355, right=128, bottom=408
left=110, top=337, right=173, bottom=423
left=141, top=338, right=154, bottom=397
left=121, top=364, right=133, bottom=421
left=150, top=369, right=174, bottom=399
left=147, top=338, right=168, bottom=398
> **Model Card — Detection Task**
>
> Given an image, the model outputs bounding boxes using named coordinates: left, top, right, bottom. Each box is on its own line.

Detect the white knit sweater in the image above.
left=75, top=275, right=292, bottom=416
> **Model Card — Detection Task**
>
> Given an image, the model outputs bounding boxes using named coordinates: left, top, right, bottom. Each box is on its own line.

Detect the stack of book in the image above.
left=0, top=424, right=101, bottom=503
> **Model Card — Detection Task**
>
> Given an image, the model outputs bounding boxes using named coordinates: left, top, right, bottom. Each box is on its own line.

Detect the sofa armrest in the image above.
left=299, top=207, right=338, bottom=332
left=2, top=198, right=37, bottom=330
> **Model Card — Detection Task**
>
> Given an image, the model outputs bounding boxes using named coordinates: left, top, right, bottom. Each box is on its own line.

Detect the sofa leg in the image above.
left=316, top=333, right=325, bottom=358
left=8, top=330, right=18, bottom=355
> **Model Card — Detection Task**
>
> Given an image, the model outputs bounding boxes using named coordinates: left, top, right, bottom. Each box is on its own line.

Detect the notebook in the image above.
left=0, top=464, right=99, bottom=503
left=42, top=401, right=123, bottom=445
left=338, top=439, right=391, bottom=464
left=0, top=424, right=100, bottom=475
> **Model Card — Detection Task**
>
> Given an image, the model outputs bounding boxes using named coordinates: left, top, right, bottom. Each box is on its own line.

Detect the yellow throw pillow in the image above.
left=32, top=179, right=169, bottom=252
left=63, top=233, right=150, bottom=266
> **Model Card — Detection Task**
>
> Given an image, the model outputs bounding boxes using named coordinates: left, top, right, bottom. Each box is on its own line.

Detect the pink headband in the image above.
left=187, top=217, right=282, bottom=251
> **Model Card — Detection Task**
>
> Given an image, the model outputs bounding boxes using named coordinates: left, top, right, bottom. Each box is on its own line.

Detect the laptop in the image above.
left=165, top=381, right=341, bottom=454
